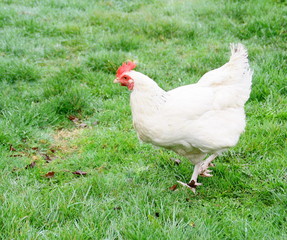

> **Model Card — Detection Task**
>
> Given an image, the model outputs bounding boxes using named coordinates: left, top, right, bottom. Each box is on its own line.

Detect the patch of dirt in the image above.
left=52, top=128, right=85, bottom=154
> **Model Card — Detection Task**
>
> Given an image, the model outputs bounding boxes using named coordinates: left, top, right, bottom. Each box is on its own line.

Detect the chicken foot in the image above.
left=177, top=163, right=202, bottom=193
left=199, top=153, right=218, bottom=177
left=177, top=154, right=218, bottom=193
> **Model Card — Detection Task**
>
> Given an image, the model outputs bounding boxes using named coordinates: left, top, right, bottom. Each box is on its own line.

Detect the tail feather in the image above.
left=228, top=43, right=253, bottom=104
left=229, top=43, right=252, bottom=74
left=230, top=43, right=248, bottom=59
left=197, top=43, right=253, bottom=106
left=199, top=43, right=253, bottom=87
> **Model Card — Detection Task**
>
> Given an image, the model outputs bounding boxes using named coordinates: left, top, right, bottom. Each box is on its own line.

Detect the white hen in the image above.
left=114, top=44, right=253, bottom=192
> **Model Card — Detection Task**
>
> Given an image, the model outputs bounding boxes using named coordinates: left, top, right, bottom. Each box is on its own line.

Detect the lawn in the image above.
left=0, top=0, right=286, bottom=239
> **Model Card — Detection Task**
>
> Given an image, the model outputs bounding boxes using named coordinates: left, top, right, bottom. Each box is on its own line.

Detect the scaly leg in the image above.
left=199, top=154, right=218, bottom=177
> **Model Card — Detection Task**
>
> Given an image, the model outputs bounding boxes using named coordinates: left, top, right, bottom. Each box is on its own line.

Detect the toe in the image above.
left=200, top=170, right=213, bottom=177
left=200, top=173, right=213, bottom=177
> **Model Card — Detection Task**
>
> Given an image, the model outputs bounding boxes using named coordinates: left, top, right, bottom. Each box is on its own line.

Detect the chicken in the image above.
left=114, top=44, right=253, bottom=192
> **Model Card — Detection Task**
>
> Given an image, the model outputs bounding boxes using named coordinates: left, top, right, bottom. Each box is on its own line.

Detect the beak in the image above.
left=114, top=78, right=119, bottom=83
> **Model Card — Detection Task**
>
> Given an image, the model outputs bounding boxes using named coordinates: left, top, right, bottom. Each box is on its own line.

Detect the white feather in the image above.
left=126, top=44, right=252, bottom=164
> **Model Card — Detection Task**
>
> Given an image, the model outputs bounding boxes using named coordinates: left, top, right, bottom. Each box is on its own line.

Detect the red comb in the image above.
left=116, top=61, right=136, bottom=78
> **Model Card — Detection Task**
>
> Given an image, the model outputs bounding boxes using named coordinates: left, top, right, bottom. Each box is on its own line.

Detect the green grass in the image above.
left=0, top=0, right=286, bottom=239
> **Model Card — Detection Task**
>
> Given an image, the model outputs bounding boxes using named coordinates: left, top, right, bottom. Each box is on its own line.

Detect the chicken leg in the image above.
left=177, top=154, right=218, bottom=193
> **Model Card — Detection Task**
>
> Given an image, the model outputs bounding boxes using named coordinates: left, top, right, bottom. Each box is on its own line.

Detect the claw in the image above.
left=200, top=172, right=213, bottom=177
left=200, top=169, right=213, bottom=177
left=208, top=163, right=215, bottom=167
